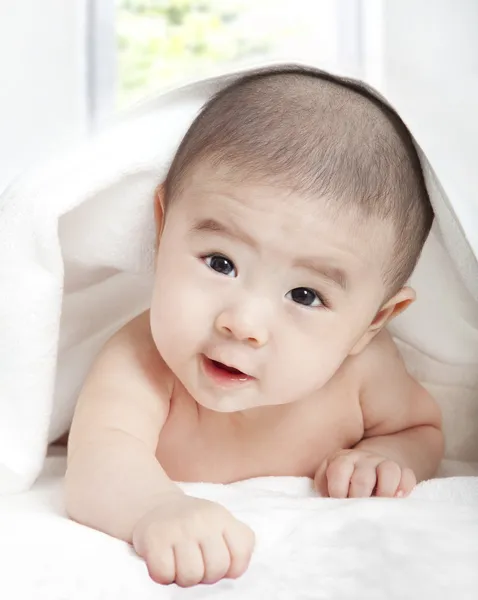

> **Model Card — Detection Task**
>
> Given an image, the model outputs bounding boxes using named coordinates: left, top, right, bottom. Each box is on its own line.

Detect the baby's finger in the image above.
left=313, top=459, right=330, bottom=497
left=173, top=541, right=205, bottom=588
left=375, top=460, right=402, bottom=497
left=349, top=465, right=377, bottom=498
left=200, top=535, right=232, bottom=584
left=223, top=521, right=255, bottom=579
left=395, top=467, right=417, bottom=497
left=326, top=454, right=356, bottom=498
left=146, top=545, right=176, bottom=585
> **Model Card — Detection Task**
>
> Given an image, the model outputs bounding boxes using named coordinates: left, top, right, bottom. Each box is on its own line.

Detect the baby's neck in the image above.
left=195, top=394, right=314, bottom=433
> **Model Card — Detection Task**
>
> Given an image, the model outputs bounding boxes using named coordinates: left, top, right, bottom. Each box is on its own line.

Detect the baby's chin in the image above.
left=195, top=394, right=260, bottom=413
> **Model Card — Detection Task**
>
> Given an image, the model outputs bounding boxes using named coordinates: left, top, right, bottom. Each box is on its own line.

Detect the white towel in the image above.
left=0, top=455, right=477, bottom=599
left=1, top=62, right=478, bottom=494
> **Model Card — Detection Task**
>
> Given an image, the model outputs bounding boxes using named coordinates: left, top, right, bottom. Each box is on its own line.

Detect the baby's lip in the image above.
left=203, top=354, right=255, bottom=380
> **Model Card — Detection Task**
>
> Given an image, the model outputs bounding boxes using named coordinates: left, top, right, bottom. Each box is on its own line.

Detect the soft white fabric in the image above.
left=0, top=62, right=478, bottom=495
left=0, top=454, right=477, bottom=600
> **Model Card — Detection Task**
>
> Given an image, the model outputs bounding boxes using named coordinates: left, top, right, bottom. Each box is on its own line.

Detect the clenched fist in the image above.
left=314, top=449, right=416, bottom=498
left=133, top=494, right=255, bottom=587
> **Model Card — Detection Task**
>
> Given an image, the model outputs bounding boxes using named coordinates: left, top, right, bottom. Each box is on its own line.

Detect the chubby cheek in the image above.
left=149, top=262, right=211, bottom=367
left=269, top=327, right=352, bottom=402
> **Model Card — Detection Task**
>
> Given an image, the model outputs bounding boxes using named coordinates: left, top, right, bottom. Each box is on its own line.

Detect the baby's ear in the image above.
left=370, top=285, right=416, bottom=330
left=349, top=286, right=415, bottom=355
left=154, top=183, right=166, bottom=241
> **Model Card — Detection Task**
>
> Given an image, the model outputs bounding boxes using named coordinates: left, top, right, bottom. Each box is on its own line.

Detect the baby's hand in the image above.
left=314, top=449, right=416, bottom=498
left=132, top=493, right=255, bottom=587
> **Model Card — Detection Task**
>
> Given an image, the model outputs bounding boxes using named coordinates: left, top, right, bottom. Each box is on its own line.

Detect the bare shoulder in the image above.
left=105, top=310, right=158, bottom=353
left=354, top=329, right=402, bottom=375
left=99, top=311, right=172, bottom=390
left=349, top=329, right=441, bottom=436
left=69, top=311, right=174, bottom=457
left=345, top=329, right=403, bottom=399
left=85, top=310, right=175, bottom=408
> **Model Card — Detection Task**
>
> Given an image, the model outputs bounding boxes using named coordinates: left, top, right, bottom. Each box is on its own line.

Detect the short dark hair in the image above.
left=164, top=65, right=434, bottom=294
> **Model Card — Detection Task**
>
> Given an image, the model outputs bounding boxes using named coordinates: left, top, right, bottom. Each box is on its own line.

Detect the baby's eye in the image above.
left=286, top=287, right=323, bottom=307
left=203, top=254, right=237, bottom=277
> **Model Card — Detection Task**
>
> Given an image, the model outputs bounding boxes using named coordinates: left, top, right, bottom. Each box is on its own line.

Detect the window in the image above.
left=88, top=0, right=379, bottom=127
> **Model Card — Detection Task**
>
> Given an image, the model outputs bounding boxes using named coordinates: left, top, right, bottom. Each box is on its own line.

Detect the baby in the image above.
left=65, top=66, right=444, bottom=587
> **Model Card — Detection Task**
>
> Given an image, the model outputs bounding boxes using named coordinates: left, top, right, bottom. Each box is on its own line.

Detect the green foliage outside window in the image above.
left=117, top=0, right=296, bottom=109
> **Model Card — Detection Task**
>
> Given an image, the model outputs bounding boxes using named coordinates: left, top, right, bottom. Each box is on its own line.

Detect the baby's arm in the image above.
left=65, top=313, right=178, bottom=541
left=316, top=331, right=444, bottom=498
left=65, top=313, right=253, bottom=586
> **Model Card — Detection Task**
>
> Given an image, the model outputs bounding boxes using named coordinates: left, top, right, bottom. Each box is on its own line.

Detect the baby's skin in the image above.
left=65, top=165, right=443, bottom=587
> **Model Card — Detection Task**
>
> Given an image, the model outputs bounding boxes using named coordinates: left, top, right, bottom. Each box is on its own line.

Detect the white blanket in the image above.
left=0, top=453, right=477, bottom=600
left=1, top=62, right=478, bottom=493
left=1, top=60, right=478, bottom=598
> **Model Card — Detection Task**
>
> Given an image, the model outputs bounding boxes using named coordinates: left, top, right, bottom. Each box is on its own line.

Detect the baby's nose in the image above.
left=215, top=304, right=269, bottom=348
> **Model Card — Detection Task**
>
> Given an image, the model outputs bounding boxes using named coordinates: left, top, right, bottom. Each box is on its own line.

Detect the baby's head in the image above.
left=150, top=66, right=433, bottom=413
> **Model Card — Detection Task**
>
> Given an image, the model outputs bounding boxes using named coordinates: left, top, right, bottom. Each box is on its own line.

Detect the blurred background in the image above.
left=1, top=0, right=477, bottom=199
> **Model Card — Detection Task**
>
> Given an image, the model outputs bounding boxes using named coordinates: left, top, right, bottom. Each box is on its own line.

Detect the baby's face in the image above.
left=151, top=164, right=393, bottom=413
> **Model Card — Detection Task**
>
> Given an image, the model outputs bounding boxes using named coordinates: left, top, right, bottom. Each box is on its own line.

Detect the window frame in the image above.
left=87, top=0, right=381, bottom=128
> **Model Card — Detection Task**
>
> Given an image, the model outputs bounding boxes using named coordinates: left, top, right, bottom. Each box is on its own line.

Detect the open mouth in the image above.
left=202, top=356, right=253, bottom=385
left=211, top=360, right=245, bottom=376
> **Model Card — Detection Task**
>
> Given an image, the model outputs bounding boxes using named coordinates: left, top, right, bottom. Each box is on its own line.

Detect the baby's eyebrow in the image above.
left=295, top=258, right=348, bottom=290
left=190, top=218, right=257, bottom=248
left=191, top=218, right=348, bottom=290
